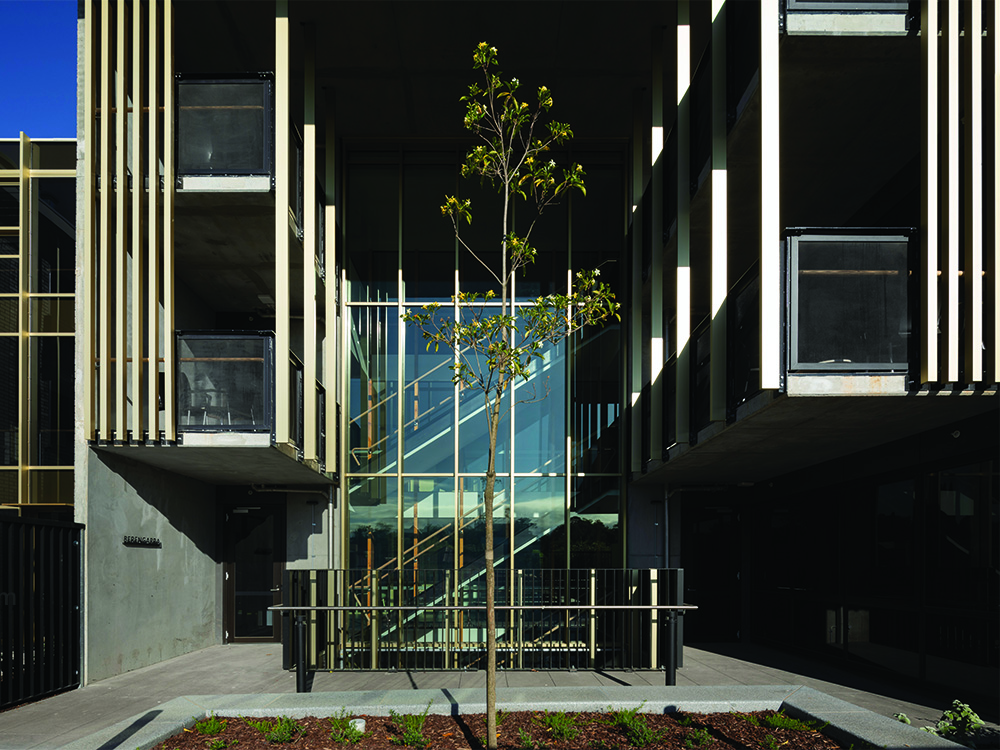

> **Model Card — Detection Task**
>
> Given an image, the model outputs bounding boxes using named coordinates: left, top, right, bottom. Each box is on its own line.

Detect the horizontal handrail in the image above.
left=270, top=604, right=696, bottom=612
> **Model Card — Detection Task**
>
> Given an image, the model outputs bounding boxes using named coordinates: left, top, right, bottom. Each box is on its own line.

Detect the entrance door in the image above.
left=223, top=503, right=285, bottom=642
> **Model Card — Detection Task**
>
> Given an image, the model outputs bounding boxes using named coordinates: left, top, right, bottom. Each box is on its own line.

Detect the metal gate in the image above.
left=0, top=516, right=83, bottom=709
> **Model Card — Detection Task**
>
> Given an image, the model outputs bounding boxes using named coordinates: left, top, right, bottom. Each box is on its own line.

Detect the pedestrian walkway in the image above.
left=0, top=643, right=990, bottom=750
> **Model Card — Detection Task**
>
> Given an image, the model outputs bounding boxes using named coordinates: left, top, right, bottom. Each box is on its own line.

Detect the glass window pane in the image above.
left=513, top=476, right=566, bottom=570
left=0, top=337, right=17, bottom=465
left=514, top=189, right=567, bottom=301
left=402, top=163, right=455, bottom=302
left=30, top=298, right=74, bottom=332
left=0, top=184, right=18, bottom=227
left=403, top=307, right=454, bottom=473
left=457, top=475, right=508, bottom=572
left=0, top=469, right=15, bottom=503
left=0, top=143, right=18, bottom=169
left=458, top=178, right=503, bottom=296
left=348, top=306, right=399, bottom=474
left=177, top=335, right=268, bottom=430
left=28, top=469, right=72, bottom=504
left=33, top=178, right=75, bottom=293
left=570, top=476, right=620, bottom=569
left=348, top=476, right=397, bottom=571
left=30, top=336, right=73, bottom=465
left=794, top=238, right=909, bottom=369
left=0, top=255, right=17, bottom=293
left=0, top=298, right=16, bottom=332
left=347, top=164, right=398, bottom=302
left=177, top=81, right=268, bottom=174
left=32, top=142, right=76, bottom=170
left=402, top=477, right=455, bottom=573
left=572, top=323, right=621, bottom=473
left=457, top=307, right=510, bottom=475
left=514, top=338, right=565, bottom=473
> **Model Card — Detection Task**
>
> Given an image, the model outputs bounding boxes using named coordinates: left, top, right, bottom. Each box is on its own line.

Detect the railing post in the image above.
left=588, top=569, right=596, bottom=669
left=295, top=613, right=308, bottom=693
left=649, top=568, right=658, bottom=670
left=664, top=610, right=677, bottom=686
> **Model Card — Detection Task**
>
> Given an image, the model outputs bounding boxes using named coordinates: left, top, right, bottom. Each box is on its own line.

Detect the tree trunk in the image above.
left=483, top=391, right=502, bottom=750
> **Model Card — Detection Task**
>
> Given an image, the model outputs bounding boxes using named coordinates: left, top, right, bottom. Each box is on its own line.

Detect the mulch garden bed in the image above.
left=153, top=707, right=847, bottom=750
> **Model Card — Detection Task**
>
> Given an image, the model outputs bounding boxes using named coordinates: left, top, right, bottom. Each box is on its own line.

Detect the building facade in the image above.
left=70, top=0, right=997, bottom=700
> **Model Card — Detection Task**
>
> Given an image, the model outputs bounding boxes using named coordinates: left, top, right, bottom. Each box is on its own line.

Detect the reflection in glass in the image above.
left=457, top=475, right=508, bottom=572
left=403, top=163, right=455, bottom=302
left=402, top=477, right=456, bottom=574
left=177, top=335, right=269, bottom=430
left=30, top=298, right=74, bottom=332
left=349, top=306, right=399, bottom=473
left=572, top=325, right=621, bottom=473
left=570, top=476, right=620, bottom=569
left=348, top=476, right=398, bottom=571
left=28, top=469, right=72, bottom=504
left=457, top=307, right=510, bottom=474
left=513, top=476, right=566, bottom=570
left=403, top=308, right=454, bottom=473
left=514, top=339, right=565, bottom=473
left=33, top=178, right=75, bottom=294
left=347, top=164, right=398, bottom=302
left=30, top=337, right=73, bottom=465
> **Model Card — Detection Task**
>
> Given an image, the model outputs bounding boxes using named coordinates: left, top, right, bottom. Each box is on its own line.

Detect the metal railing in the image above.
left=274, top=568, right=690, bottom=689
left=0, top=516, right=83, bottom=709
left=176, top=331, right=275, bottom=433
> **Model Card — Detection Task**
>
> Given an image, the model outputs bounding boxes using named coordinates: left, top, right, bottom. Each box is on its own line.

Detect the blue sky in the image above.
left=0, top=0, right=78, bottom=139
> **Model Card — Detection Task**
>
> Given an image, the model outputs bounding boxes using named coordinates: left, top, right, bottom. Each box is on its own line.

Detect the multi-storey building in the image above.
left=70, top=0, right=996, bottom=702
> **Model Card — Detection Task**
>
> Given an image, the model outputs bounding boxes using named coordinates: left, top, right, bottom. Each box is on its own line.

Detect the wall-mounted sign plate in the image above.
left=123, top=535, right=162, bottom=548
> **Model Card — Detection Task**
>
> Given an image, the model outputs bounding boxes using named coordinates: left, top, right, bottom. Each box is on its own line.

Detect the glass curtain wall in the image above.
left=343, top=147, right=625, bottom=579
left=0, top=139, right=76, bottom=516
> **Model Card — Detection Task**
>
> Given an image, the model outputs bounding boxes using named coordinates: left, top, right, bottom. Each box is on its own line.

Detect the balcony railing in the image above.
left=787, top=229, right=913, bottom=374
left=176, top=76, right=273, bottom=177
left=176, top=331, right=274, bottom=433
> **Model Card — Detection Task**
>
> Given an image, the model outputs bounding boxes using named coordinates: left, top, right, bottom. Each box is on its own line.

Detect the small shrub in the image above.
left=329, top=708, right=366, bottom=744
left=195, top=714, right=227, bottom=736
left=517, top=726, right=545, bottom=750
left=241, top=716, right=305, bottom=744
left=759, top=736, right=784, bottom=750
left=389, top=702, right=432, bottom=747
left=684, top=727, right=715, bottom=747
left=762, top=710, right=826, bottom=732
left=533, top=710, right=579, bottom=741
left=676, top=713, right=694, bottom=727
left=206, top=741, right=238, bottom=750
left=921, top=701, right=985, bottom=748
left=735, top=712, right=761, bottom=727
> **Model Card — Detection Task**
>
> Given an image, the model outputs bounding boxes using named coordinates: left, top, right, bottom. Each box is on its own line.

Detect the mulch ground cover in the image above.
left=154, top=708, right=847, bottom=750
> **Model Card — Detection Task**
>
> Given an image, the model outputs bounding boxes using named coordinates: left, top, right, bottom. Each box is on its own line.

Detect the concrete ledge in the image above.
left=60, top=686, right=965, bottom=750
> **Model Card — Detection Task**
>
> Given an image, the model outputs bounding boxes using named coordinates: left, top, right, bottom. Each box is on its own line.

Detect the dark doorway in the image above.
left=222, top=501, right=285, bottom=642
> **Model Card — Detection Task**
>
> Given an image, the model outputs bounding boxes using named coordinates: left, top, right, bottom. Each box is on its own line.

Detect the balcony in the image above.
left=783, top=0, right=913, bottom=36
left=175, top=76, right=273, bottom=192
left=177, top=331, right=274, bottom=434
left=787, top=229, right=913, bottom=390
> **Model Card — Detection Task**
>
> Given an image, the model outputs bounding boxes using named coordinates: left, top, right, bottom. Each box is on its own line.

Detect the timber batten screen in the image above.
left=83, top=0, right=174, bottom=443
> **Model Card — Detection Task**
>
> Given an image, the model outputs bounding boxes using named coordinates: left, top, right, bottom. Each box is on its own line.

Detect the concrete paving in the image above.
left=0, top=643, right=992, bottom=750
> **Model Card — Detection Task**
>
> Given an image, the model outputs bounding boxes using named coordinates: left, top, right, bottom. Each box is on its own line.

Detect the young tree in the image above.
left=402, top=42, right=618, bottom=749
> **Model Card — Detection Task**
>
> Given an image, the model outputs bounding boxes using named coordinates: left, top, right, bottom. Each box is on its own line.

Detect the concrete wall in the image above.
left=84, top=451, right=221, bottom=683
left=286, top=491, right=332, bottom=570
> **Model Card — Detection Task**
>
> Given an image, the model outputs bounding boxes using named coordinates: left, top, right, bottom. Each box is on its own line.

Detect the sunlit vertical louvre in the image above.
left=162, top=0, right=175, bottom=441
left=676, top=2, right=691, bottom=442
left=710, top=0, right=727, bottom=422
left=114, top=0, right=127, bottom=440
left=274, top=0, right=290, bottom=445
left=759, top=0, right=780, bottom=390
left=146, top=0, right=160, bottom=439
left=131, top=0, right=144, bottom=439
left=920, top=0, right=938, bottom=384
